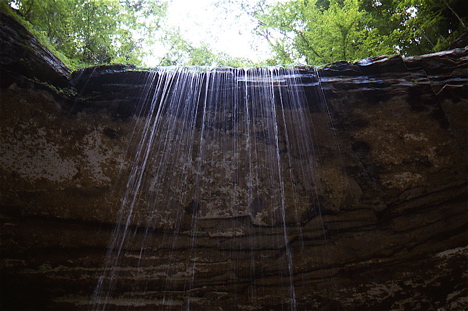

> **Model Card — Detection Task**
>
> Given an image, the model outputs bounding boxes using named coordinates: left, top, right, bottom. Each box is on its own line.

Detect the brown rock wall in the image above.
left=0, top=8, right=467, bottom=311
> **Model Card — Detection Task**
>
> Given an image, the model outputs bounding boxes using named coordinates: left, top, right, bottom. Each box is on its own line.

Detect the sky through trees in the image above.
left=3, top=0, right=467, bottom=68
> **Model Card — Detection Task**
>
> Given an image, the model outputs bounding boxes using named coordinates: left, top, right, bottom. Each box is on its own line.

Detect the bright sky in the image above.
left=144, top=0, right=283, bottom=66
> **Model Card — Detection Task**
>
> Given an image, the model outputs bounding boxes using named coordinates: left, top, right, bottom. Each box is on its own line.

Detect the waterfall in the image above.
left=91, top=67, right=323, bottom=310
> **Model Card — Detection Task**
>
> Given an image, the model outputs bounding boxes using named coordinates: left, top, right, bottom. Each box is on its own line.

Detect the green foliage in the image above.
left=4, top=0, right=255, bottom=68
left=3, top=0, right=466, bottom=68
left=252, top=0, right=468, bottom=65
left=1, top=1, right=77, bottom=68
left=7, top=0, right=167, bottom=68
left=390, top=0, right=468, bottom=54
left=31, top=77, right=77, bottom=96
left=157, top=29, right=255, bottom=67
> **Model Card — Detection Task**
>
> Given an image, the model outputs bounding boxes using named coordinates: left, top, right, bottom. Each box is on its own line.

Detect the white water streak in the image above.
left=92, top=67, right=321, bottom=310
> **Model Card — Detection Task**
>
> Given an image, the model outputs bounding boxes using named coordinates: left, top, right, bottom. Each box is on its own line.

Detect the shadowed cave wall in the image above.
left=0, top=10, right=467, bottom=311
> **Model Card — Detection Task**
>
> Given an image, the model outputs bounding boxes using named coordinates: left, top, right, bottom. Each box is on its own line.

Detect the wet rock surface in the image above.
left=1, top=8, right=467, bottom=311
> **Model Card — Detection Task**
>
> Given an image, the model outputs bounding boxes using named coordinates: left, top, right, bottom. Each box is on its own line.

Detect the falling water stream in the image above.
left=91, top=67, right=324, bottom=310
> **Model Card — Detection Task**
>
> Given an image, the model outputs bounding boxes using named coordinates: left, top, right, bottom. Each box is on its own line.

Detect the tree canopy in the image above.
left=252, top=0, right=468, bottom=65
left=2, top=0, right=467, bottom=67
left=4, top=0, right=167, bottom=68
left=156, top=29, right=254, bottom=67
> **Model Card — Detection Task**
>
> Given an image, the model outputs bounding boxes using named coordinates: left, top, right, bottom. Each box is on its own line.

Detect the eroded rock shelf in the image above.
left=1, top=9, right=467, bottom=311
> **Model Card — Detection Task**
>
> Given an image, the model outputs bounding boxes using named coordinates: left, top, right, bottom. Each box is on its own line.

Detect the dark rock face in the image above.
left=0, top=10, right=70, bottom=89
left=1, top=8, right=467, bottom=311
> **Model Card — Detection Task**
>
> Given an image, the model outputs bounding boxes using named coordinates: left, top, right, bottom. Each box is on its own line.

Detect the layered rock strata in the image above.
left=1, top=9, right=467, bottom=311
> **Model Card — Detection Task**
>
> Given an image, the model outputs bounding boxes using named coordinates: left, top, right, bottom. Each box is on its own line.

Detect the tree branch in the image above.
left=442, top=0, right=467, bottom=30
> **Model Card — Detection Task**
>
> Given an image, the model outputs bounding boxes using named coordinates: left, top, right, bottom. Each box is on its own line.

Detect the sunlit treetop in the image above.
left=251, top=0, right=468, bottom=65
left=3, top=0, right=467, bottom=68
left=5, top=0, right=168, bottom=68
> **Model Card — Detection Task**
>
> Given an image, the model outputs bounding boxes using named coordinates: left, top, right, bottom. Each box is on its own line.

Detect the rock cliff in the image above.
left=1, top=9, right=467, bottom=311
